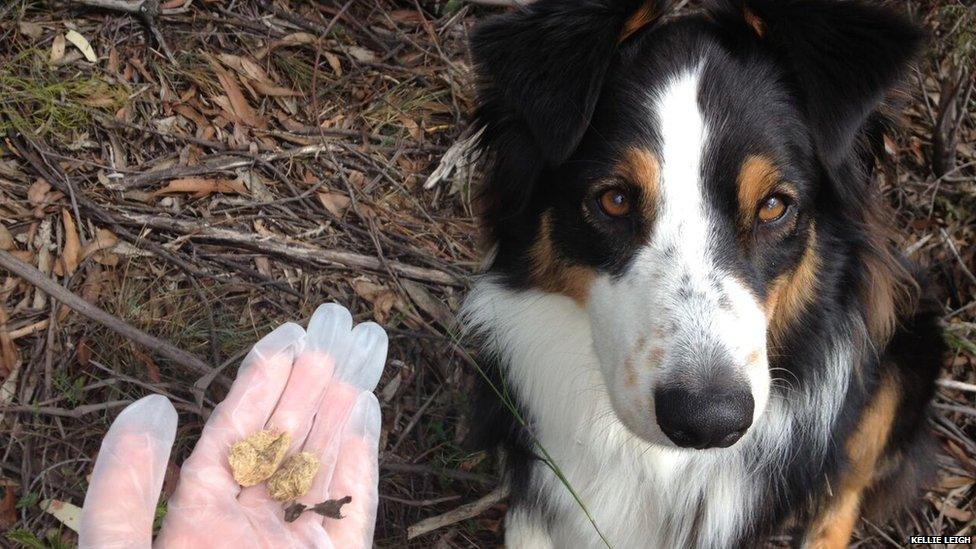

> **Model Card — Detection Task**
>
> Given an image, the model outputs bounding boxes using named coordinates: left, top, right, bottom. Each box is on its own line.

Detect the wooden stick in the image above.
left=0, top=400, right=131, bottom=418
left=407, top=485, right=509, bottom=539
left=116, top=212, right=465, bottom=286
left=381, top=461, right=496, bottom=485
left=8, top=319, right=50, bottom=340
left=123, top=144, right=343, bottom=188
left=937, top=378, right=976, bottom=394
left=0, top=249, right=229, bottom=388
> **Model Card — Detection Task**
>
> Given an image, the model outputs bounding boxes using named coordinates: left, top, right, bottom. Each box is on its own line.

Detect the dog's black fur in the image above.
left=465, top=1, right=944, bottom=546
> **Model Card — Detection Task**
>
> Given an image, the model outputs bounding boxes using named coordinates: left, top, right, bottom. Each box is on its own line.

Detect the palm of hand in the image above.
left=78, top=304, right=386, bottom=549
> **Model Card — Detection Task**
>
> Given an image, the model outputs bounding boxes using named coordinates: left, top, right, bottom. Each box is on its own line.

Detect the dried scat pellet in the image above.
left=267, top=452, right=320, bottom=501
left=228, top=429, right=291, bottom=487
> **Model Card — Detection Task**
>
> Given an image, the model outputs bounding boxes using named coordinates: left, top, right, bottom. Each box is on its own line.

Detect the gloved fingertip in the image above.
left=345, top=391, right=382, bottom=444
left=113, top=394, right=178, bottom=442
left=336, top=322, right=387, bottom=391
left=307, top=303, right=354, bottom=351
left=241, top=322, right=306, bottom=372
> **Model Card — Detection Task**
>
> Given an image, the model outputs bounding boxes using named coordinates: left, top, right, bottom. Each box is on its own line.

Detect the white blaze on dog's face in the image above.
left=586, top=71, right=770, bottom=449
left=472, top=23, right=822, bottom=451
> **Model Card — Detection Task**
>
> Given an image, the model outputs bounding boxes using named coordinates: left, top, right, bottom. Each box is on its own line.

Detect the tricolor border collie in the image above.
left=461, top=0, right=945, bottom=547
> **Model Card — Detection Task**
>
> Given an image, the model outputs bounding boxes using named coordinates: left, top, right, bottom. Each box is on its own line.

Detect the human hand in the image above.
left=77, top=303, right=387, bottom=549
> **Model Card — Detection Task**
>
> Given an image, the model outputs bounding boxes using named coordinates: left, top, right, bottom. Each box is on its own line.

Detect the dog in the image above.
left=460, top=0, right=945, bottom=547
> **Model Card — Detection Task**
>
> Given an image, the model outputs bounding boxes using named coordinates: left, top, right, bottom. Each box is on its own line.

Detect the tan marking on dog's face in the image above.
left=805, top=376, right=900, bottom=548
left=530, top=212, right=596, bottom=303
left=742, top=6, right=766, bottom=37
left=620, top=1, right=659, bottom=42
left=737, top=155, right=781, bottom=229
left=766, top=228, right=819, bottom=342
left=615, top=147, right=660, bottom=222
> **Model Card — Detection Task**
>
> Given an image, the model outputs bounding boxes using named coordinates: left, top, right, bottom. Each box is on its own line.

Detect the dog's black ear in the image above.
left=471, top=0, right=665, bottom=230
left=709, top=0, right=923, bottom=166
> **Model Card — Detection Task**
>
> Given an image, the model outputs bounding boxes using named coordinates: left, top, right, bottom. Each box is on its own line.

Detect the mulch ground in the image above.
left=0, top=1, right=972, bottom=547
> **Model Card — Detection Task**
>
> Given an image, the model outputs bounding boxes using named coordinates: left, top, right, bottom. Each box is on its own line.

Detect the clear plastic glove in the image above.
left=78, top=303, right=387, bottom=549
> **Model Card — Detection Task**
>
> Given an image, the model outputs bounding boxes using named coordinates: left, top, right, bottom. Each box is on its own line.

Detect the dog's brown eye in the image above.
left=757, top=195, right=788, bottom=223
left=599, top=189, right=632, bottom=217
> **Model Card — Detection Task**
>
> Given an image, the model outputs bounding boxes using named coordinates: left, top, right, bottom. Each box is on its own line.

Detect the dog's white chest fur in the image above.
left=464, top=280, right=851, bottom=548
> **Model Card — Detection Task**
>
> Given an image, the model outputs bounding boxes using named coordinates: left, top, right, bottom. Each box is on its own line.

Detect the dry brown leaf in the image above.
left=324, top=51, right=342, bottom=77
left=107, top=47, right=120, bottom=73
left=256, top=32, right=317, bottom=58
left=50, top=33, right=65, bottom=63
left=399, top=116, right=422, bottom=141
left=81, top=229, right=118, bottom=259
left=130, top=345, right=161, bottom=383
left=389, top=9, right=423, bottom=24
left=241, top=171, right=273, bottom=202
left=66, top=30, right=97, bottom=63
left=223, top=52, right=299, bottom=97
left=352, top=279, right=398, bottom=323
left=173, top=104, right=208, bottom=130
left=317, top=191, right=351, bottom=217
left=249, top=80, right=302, bottom=97
left=209, top=58, right=266, bottom=129
left=93, top=252, right=119, bottom=267
left=39, top=499, right=81, bottom=533
left=348, top=171, right=365, bottom=188
left=216, top=53, right=245, bottom=72
left=27, top=179, right=51, bottom=205
left=155, top=178, right=247, bottom=198
left=60, top=209, right=81, bottom=276
left=276, top=32, right=317, bottom=47
left=0, top=306, right=19, bottom=381
left=401, top=280, right=454, bottom=330
left=940, top=475, right=975, bottom=490
left=9, top=250, right=33, bottom=264
left=344, top=46, right=376, bottom=63
left=18, top=21, right=43, bottom=40
left=0, top=478, right=17, bottom=529
left=0, top=224, right=13, bottom=251
left=255, top=256, right=271, bottom=276
left=239, top=57, right=272, bottom=84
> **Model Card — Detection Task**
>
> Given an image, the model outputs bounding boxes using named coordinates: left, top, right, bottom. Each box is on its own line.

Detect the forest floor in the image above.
left=0, top=1, right=973, bottom=547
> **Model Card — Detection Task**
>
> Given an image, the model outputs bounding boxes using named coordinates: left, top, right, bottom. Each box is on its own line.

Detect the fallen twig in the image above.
left=937, top=378, right=976, bottom=394
left=0, top=400, right=131, bottom=418
left=407, top=484, right=509, bottom=539
left=123, top=144, right=344, bottom=189
left=0, top=249, right=229, bottom=388
left=115, top=212, right=465, bottom=286
left=0, top=399, right=202, bottom=418
left=381, top=462, right=496, bottom=485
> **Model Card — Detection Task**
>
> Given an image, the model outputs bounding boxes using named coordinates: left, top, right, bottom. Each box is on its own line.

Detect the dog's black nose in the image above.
left=654, top=387, right=754, bottom=449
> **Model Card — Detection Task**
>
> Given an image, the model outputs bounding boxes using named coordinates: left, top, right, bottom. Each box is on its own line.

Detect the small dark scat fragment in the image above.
left=283, top=495, right=353, bottom=523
